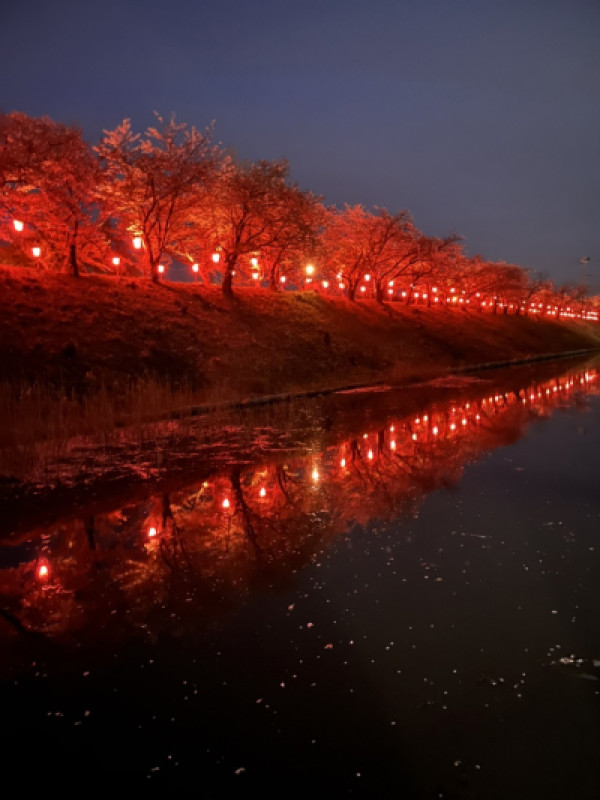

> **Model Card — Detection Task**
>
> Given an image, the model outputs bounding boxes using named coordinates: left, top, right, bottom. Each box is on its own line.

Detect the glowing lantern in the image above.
left=306, top=264, right=315, bottom=276
left=322, top=280, right=329, bottom=289
left=364, top=274, right=370, bottom=282
left=450, top=422, right=456, bottom=431
left=252, top=271, right=259, bottom=280
left=222, top=498, right=230, bottom=509
left=112, top=256, right=121, bottom=267
left=387, top=288, right=393, bottom=295
left=432, top=426, right=439, bottom=436
left=390, top=440, right=396, bottom=450
left=412, top=433, right=417, bottom=441
left=132, top=236, right=142, bottom=249
left=432, top=287, right=437, bottom=293
left=250, top=256, right=259, bottom=268
left=148, top=526, right=157, bottom=538
left=360, top=286, right=366, bottom=293
left=158, top=264, right=165, bottom=274
left=37, top=563, right=49, bottom=580
left=212, top=252, right=220, bottom=263
left=389, top=425, right=395, bottom=432
left=340, top=458, right=346, bottom=468
left=259, top=487, right=266, bottom=497
left=388, top=280, right=394, bottom=287
left=32, top=246, right=41, bottom=258
left=192, top=263, right=199, bottom=273
left=13, top=219, right=24, bottom=232
left=338, top=283, right=345, bottom=290
left=305, top=277, right=312, bottom=284
left=280, top=275, right=286, bottom=283
left=367, top=449, right=373, bottom=460
left=311, top=467, right=319, bottom=482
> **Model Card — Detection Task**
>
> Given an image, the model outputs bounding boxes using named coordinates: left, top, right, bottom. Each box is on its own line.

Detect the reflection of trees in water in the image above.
left=1, top=367, right=598, bottom=641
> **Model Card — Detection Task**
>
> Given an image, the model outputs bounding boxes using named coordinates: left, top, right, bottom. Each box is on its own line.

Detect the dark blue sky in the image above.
left=2, top=0, right=599, bottom=289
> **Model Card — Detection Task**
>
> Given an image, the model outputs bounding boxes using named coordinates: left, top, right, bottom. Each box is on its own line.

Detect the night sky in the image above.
left=2, top=0, right=599, bottom=289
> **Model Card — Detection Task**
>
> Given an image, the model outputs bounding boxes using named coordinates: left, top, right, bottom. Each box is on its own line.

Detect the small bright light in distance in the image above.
left=13, top=219, right=24, bottom=232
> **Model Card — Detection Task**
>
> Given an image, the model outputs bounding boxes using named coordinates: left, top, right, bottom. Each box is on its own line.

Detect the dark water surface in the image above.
left=1, top=357, right=600, bottom=798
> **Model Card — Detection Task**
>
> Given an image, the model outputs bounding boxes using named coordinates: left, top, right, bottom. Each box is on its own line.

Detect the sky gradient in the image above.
left=2, top=0, right=599, bottom=289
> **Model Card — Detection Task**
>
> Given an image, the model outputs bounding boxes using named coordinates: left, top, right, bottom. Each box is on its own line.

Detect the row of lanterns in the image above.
left=8, top=219, right=599, bottom=320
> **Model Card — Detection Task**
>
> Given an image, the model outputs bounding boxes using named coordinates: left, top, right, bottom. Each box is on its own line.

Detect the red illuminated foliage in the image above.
left=95, top=114, right=222, bottom=282
left=194, top=158, right=322, bottom=297
left=0, top=112, right=109, bottom=276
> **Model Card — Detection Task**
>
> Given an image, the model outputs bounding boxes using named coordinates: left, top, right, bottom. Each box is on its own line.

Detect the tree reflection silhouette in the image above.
left=1, top=363, right=598, bottom=642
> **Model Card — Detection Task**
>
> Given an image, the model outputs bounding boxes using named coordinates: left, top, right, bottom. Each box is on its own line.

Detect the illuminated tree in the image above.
left=196, top=158, right=319, bottom=297
left=406, top=234, right=463, bottom=305
left=0, top=112, right=108, bottom=276
left=261, top=188, right=325, bottom=290
left=96, top=114, right=221, bottom=282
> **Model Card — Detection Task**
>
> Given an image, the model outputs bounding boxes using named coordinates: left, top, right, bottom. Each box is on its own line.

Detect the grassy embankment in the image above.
left=2, top=266, right=600, bottom=450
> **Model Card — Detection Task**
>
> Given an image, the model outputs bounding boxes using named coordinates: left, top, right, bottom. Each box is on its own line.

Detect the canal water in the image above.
left=1, top=356, right=599, bottom=798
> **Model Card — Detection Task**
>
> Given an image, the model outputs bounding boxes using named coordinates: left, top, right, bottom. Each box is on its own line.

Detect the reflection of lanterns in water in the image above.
left=311, top=468, right=319, bottom=482
left=340, top=458, right=346, bottom=467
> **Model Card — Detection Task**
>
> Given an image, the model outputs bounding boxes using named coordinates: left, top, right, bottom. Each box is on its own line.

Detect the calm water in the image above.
left=1, top=357, right=599, bottom=798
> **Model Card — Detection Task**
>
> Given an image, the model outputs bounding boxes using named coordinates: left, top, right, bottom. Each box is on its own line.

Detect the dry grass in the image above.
left=1, top=266, right=600, bottom=454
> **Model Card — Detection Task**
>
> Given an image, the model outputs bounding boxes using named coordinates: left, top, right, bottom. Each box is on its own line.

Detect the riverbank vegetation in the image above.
left=1, top=268, right=600, bottom=453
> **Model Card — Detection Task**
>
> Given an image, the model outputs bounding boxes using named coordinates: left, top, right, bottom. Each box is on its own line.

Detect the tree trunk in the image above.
left=222, top=254, right=237, bottom=297
left=375, top=284, right=385, bottom=303
left=347, top=285, right=356, bottom=302
left=222, top=270, right=233, bottom=297
left=68, top=219, right=79, bottom=277
left=69, top=242, right=79, bottom=277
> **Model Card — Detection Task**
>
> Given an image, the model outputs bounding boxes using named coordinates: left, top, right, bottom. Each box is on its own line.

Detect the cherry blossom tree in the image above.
left=0, top=112, right=108, bottom=276
left=96, top=114, right=221, bottom=282
left=197, top=158, right=319, bottom=297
